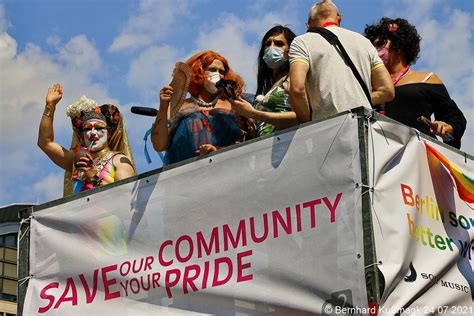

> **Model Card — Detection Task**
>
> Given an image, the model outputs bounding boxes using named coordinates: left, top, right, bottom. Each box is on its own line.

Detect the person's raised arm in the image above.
left=151, top=85, right=173, bottom=152
left=371, top=65, right=394, bottom=106
left=37, top=83, right=73, bottom=170
left=289, top=61, right=311, bottom=123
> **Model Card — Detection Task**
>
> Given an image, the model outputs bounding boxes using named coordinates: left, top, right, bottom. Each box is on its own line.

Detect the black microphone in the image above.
left=131, top=106, right=158, bottom=117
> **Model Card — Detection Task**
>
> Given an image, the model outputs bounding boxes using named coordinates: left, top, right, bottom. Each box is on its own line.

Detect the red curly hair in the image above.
left=186, top=50, right=244, bottom=97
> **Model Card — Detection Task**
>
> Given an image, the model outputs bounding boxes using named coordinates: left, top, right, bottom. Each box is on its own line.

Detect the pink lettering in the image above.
left=176, top=235, right=194, bottom=263
left=323, top=192, right=342, bottom=222
left=183, top=264, right=200, bottom=294
left=119, top=280, right=129, bottom=296
left=102, top=264, right=120, bottom=300
left=79, top=269, right=98, bottom=304
left=249, top=213, right=269, bottom=243
left=212, top=257, right=233, bottom=287
left=272, top=207, right=292, bottom=237
left=144, top=256, right=154, bottom=271
left=152, top=272, right=161, bottom=288
left=303, top=198, right=321, bottom=228
left=223, top=219, right=247, bottom=251
left=158, top=240, right=173, bottom=266
left=129, top=278, right=140, bottom=294
left=197, top=227, right=220, bottom=258
left=202, top=260, right=210, bottom=289
left=119, top=261, right=131, bottom=276
left=165, top=269, right=181, bottom=298
left=237, top=250, right=253, bottom=282
left=53, top=277, right=78, bottom=309
left=38, top=282, right=59, bottom=313
left=295, top=204, right=302, bottom=232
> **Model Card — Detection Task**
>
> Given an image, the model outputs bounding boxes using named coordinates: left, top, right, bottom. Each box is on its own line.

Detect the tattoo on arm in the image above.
left=119, top=156, right=133, bottom=167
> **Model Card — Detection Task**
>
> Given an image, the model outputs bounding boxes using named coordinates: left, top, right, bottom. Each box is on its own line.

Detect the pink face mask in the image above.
left=377, top=47, right=389, bottom=64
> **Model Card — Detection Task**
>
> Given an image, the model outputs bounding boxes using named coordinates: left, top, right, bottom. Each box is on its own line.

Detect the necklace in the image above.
left=92, top=150, right=112, bottom=171
left=191, top=95, right=219, bottom=108
left=392, top=66, right=410, bottom=86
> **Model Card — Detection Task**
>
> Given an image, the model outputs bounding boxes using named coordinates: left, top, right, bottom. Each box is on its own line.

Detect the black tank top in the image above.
left=384, top=83, right=466, bottom=149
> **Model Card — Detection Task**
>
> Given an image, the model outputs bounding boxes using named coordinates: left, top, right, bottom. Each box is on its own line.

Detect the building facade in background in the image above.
left=0, top=204, right=33, bottom=316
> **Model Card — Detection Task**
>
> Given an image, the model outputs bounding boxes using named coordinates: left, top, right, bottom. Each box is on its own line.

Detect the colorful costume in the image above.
left=64, top=99, right=135, bottom=196
left=164, top=102, right=252, bottom=165
left=71, top=151, right=121, bottom=192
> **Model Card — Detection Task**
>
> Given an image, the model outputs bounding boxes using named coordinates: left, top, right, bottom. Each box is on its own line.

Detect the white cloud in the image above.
left=194, top=7, right=300, bottom=94
left=127, top=45, right=183, bottom=101
left=46, top=35, right=61, bottom=48
left=419, top=11, right=472, bottom=83
left=195, top=17, right=259, bottom=93
left=109, top=0, right=190, bottom=53
left=0, top=31, right=16, bottom=59
left=32, top=172, right=64, bottom=203
left=384, top=0, right=440, bottom=22
left=124, top=2, right=301, bottom=97
left=417, top=10, right=473, bottom=154
left=0, top=32, right=112, bottom=205
left=58, top=35, right=101, bottom=75
left=0, top=35, right=108, bottom=144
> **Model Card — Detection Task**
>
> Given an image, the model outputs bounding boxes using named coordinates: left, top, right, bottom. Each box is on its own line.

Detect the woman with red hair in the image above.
left=151, top=50, right=254, bottom=165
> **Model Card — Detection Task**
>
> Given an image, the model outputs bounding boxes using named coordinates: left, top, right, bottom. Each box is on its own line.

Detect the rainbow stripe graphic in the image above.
left=425, top=142, right=474, bottom=203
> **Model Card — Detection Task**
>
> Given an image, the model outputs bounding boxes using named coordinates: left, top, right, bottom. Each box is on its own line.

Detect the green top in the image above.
left=255, top=76, right=291, bottom=136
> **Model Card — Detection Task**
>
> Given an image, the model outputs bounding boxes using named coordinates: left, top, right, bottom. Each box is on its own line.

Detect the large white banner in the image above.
left=24, top=114, right=368, bottom=315
left=370, top=121, right=473, bottom=315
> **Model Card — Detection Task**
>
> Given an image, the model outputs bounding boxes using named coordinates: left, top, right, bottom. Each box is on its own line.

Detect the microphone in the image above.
left=131, top=106, right=158, bottom=117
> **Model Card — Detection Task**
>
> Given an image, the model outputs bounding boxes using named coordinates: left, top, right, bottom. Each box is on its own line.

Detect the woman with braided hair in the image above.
left=365, top=17, right=466, bottom=149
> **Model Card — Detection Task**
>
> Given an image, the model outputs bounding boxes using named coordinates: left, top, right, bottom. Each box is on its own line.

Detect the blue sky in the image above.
left=0, top=0, right=472, bottom=206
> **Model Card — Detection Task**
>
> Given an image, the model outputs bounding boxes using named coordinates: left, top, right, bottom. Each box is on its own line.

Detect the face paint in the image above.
left=82, top=119, right=108, bottom=152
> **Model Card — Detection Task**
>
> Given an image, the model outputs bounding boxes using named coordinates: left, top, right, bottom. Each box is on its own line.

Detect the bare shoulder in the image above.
left=113, top=153, right=133, bottom=167
left=425, top=73, right=443, bottom=84
left=410, top=70, right=443, bottom=84
left=112, top=153, right=136, bottom=179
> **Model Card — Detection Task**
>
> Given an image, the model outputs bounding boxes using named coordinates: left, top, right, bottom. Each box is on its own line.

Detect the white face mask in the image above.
left=204, top=71, right=220, bottom=94
left=82, top=119, right=108, bottom=152
left=263, top=46, right=287, bottom=69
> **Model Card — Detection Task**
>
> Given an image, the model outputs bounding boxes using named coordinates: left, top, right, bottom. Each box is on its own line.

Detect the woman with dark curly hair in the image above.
left=230, top=25, right=298, bottom=136
left=151, top=50, right=255, bottom=165
left=364, top=17, right=466, bottom=149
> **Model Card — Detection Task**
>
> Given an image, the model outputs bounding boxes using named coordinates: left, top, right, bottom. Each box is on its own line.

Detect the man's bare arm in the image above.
left=371, top=65, right=395, bottom=106
left=289, top=61, right=311, bottom=123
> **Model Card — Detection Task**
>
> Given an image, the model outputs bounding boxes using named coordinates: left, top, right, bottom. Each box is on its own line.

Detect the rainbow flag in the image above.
left=425, top=142, right=474, bottom=203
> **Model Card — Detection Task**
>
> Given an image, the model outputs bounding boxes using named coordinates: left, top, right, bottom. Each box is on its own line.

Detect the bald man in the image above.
left=289, top=0, right=394, bottom=123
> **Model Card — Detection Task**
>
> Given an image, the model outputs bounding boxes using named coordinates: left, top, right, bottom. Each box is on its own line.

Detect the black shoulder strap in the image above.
left=307, top=27, right=372, bottom=106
